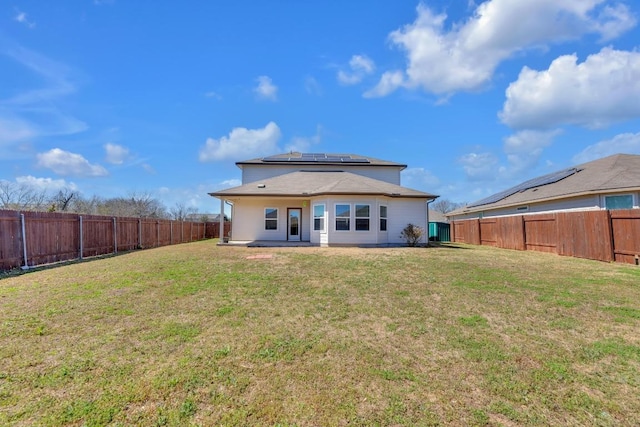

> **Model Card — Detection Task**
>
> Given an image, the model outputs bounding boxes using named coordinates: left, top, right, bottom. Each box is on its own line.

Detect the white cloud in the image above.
left=0, top=44, right=87, bottom=147
left=254, top=76, right=278, bottom=101
left=337, top=55, right=375, bottom=85
left=204, top=90, right=222, bottom=99
left=0, top=116, right=36, bottom=145
left=304, top=76, right=322, bottom=96
left=15, top=175, right=77, bottom=191
left=503, top=129, right=562, bottom=175
left=36, top=148, right=108, bottom=177
left=364, top=71, right=404, bottom=98
left=104, top=143, right=130, bottom=164
left=401, top=168, right=440, bottom=190
left=199, top=122, right=282, bottom=162
left=500, top=47, right=640, bottom=129
left=142, top=163, right=156, bottom=174
left=14, top=9, right=36, bottom=29
left=573, top=132, right=640, bottom=163
left=284, top=125, right=322, bottom=153
left=458, top=152, right=500, bottom=180
left=367, top=0, right=635, bottom=97
left=220, top=179, right=241, bottom=188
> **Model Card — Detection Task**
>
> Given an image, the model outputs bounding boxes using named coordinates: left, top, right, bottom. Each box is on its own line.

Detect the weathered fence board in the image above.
left=452, top=209, right=639, bottom=265
left=611, top=209, right=640, bottom=264
left=0, top=210, right=228, bottom=271
left=497, top=215, right=526, bottom=250
left=479, top=219, right=497, bottom=247
left=0, top=211, right=22, bottom=270
left=524, top=214, right=557, bottom=253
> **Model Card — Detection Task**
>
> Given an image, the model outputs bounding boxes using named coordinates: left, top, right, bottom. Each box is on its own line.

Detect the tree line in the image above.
left=0, top=182, right=206, bottom=221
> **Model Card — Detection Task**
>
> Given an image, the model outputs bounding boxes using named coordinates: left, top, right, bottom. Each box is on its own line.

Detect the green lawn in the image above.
left=1, top=240, right=639, bottom=426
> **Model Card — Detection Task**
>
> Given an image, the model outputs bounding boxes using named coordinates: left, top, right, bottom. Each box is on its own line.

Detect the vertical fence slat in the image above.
left=453, top=209, right=640, bottom=264
left=1, top=209, right=224, bottom=272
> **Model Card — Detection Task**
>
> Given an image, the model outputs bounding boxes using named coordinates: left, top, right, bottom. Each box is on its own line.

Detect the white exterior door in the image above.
left=288, top=208, right=302, bottom=241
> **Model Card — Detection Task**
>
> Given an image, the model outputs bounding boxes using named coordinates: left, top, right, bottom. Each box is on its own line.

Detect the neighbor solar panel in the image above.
left=468, top=167, right=581, bottom=208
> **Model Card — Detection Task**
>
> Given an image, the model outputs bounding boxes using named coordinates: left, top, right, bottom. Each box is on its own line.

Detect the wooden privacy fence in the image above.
left=451, top=209, right=640, bottom=265
left=0, top=210, right=232, bottom=271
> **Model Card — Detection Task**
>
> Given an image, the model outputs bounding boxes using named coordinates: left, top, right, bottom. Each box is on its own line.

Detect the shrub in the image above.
left=400, top=223, right=424, bottom=247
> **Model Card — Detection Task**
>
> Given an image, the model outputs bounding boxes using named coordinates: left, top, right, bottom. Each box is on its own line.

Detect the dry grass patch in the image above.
left=1, top=240, right=639, bottom=426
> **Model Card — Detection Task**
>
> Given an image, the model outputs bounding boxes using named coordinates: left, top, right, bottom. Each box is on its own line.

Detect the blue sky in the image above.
left=2, top=0, right=640, bottom=213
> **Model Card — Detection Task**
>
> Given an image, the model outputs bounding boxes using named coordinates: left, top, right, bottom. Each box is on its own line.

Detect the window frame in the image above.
left=313, top=203, right=326, bottom=232
left=379, top=205, right=388, bottom=232
left=604, top=194, right=634, bottom=210
left=355, top=204, right=370, bottom=231
left=335, top=203, right=351, bottom=231
left=264, top=207, right=278, bottom=230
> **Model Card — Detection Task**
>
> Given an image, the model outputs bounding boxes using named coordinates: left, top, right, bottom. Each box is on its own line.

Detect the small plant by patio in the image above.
left=400, top=223, right=424, bottom=246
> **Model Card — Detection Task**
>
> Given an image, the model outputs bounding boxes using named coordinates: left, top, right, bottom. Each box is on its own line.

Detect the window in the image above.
left=605, top=195, right=633, bottom=210
left=313, top=204, right=325, bottom=232
left=379, top=205, right=387, bottom=231
left=265, top=208, right=278, bottom=230
left=355, top=204, right=370, bottom=231
left=335, top=204, right=350, bottom=231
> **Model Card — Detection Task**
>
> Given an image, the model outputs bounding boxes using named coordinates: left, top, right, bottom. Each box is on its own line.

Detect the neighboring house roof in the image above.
left=210, top=170, right=437, bottom=199
left=428, top=209, right=449, bottom=223
left=236, top=152, right=407, bottom=169
left=451, top=154, right=640, bottom=215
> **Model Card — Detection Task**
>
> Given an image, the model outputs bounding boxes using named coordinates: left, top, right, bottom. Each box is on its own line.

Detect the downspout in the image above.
left=426, top=198, right=435, bottom=246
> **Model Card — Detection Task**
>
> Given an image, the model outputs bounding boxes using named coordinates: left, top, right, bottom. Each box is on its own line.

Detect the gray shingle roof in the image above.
left=452, top=154, right=640, bottom=215
left=210, top=170, right=436, bottom=199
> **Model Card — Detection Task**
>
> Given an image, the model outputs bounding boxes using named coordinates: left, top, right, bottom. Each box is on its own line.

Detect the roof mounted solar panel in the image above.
left=262, top=153, right=371, bottom=164
left=468, top=167, right=581, bottom=208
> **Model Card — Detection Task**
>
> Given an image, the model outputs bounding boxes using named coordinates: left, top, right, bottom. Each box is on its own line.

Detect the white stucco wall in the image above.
left=229, top=197, right=310, bottom=242
left=241, top=164, right=402, bottom=185
left=228, top=195, right=428, bottom=246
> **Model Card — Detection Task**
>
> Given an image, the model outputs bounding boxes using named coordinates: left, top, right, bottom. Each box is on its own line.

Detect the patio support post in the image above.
left=219, top=198, right=225, bottom=241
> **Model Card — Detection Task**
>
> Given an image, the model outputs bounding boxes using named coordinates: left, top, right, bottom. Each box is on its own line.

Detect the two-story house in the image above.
left=209, top=152, right=438, bottom=246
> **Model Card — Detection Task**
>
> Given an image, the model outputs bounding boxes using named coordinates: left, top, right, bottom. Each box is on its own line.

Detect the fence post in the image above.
left=79, top=215, right=84, bottom=260
left=138, top=218, right=142, bottom=249
left=20, top=213, right=28, bottom=269
left=157, top=220, right=160, bottom=247
left=170, top=221, right=173, bottom=244
left=113, top=217, right=118, bottom=254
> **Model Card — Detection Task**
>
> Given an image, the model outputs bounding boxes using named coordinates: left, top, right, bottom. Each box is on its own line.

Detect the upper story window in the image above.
left=355, top=204, right=370, bottom=231
left=605, top=195, right=633, bottom=210
left=335, top=204, right=350, bottom=231
left=379, top=205, right=387, bottom=231
left=265, top=208, right=278, bottom=230
left=313, top=204, right=325, bottom=232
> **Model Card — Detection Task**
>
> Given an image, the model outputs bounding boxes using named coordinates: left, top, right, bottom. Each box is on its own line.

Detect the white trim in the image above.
left=335, top=203, right=351, bottom=232
left=379, top=204, right=388, bottom=232
left=313, top=203, right=326, bottom=233
left=264, top=207, right=278, bottom=231
left=355, top=203, right=371, bottom=231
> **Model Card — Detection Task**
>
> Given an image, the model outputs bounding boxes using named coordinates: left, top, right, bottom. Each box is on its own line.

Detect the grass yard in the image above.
left=1, top=240, right=639, bottom=426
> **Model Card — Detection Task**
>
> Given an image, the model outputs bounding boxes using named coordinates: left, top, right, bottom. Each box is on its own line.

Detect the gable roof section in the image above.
left=210, top=170, right=436, bottom=199
left=236, top=152, right=407, bottom=169
left=453, top=154, right=640, bottom=214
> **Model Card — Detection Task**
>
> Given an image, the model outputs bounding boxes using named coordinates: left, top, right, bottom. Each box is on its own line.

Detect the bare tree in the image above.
left=431, top=199, right=465, bottom=214
left=170, top=203, right=197, bottom=221
left=0, top=181, right=48, bottom=211
left=49, top=188, right=79, bottom=212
